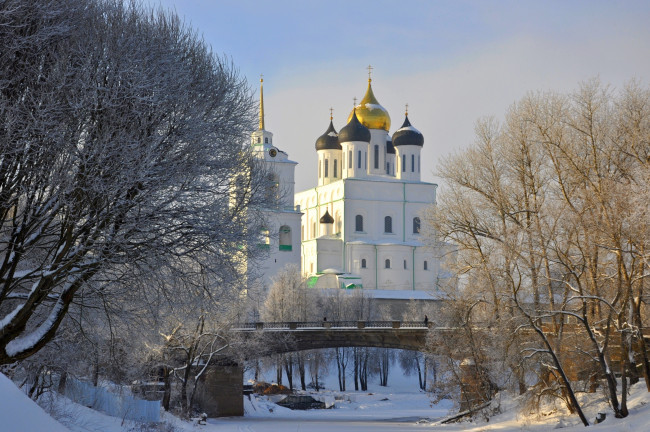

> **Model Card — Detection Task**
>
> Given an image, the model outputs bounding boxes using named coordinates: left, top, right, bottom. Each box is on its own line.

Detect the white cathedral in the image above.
left=252, top=74, right=442, bottom=293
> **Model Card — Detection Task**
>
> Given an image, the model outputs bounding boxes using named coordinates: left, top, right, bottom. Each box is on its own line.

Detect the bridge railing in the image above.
left=231, top=320, right=430, bottom=330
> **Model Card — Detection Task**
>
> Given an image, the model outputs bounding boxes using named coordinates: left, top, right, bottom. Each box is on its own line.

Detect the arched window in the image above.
left=334, top=159, right=338, bottom=177
left=355, top=215, right=363, bottom=232
left=349, top=150, right=352, bottom=168
left=413, top=217, right=421, bottom=234
left=361, top=258, right=367, bottom=268
left=404, top=259, right=407, bottom=269
left=324, top=159, right=329, bottom=177
left=424, top=260, right=428, bottom=270
left=402, top=155, right=406, bottom=172
left=265, top=137, right=269, bottom=144
left=384, top=216, right=392, bottom=233
left=357, top=150, right=361, bottom=168
left=385, top=259, right=391, bottom=269
left=374, top=145, right=379, bottom=169
left=257, top=136, right=261, bottom=144
left=279, top=225, right=291, bottom=251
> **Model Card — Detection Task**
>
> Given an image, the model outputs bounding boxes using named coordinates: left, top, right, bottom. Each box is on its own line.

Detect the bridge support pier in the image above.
left=195, top=363, right=244, bottom=417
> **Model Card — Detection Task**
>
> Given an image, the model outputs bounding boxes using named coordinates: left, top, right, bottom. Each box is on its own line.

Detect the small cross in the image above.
left=260, top=73, right=263, bottom=82
left=367, top=65, right=373, bottom=81
left=353, top=97, right=357, bottom=107
left=329, top=107, right=333, bottom=121
left=405, top=103, right=409, bottom=116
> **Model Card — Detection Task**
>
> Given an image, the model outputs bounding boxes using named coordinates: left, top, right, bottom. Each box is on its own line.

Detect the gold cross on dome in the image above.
left=353, top=97, right=357, bottom=107
left=329, top=107, right=333, bottom=121
left=260, top=73, right=263, bottom=83
left=367, top=65, right=373, bottom=81
left=405, top=103, right=409, bottom=116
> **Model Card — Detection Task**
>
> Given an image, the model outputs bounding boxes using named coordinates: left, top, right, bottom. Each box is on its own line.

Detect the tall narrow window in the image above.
left=349, top=150, right=352, bottom=168
left=279, top=225, right=292, bottom=251
left=257, top=137, right=261, bottom=144
left=411, top=154, right=415, bottom=172
left=358, top=150, right=361, bottom=169
left=386, top=162, right=390, bottom=175
left=413, top=217, right=421, bottom=234
left=402, top=156, right=406, bottom=172
left=374, top=145, right=379, bottom=169
left=404, top=259, right=407, bottom=269
left=324, top=159, right=329, bottom=177
left=334, top=159, right=338, bottom=177
left=355, top=215, right=363, bottom=232
left=424, top=260, right=428, bottom=270
left=361, top=258, right=367, bottom=268
left=265, top=137, right=269, bottom=144
left=385, top=259, right=391, bottom=269
left=418, top=155, right=420, bottom=172
left=384, top=216, right=392, bottom=233
left=364, top=152, right=367, bottom=169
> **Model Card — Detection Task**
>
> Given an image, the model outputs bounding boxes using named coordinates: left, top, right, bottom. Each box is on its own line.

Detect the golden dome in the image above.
left=348, top=80, right=391, bottom=131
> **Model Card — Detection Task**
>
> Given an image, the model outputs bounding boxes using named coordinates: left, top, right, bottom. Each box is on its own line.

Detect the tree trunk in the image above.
left=162, top=367, right=171, bottom=411
left=276, top=359, right=283, bottom=386
left=57, top=371, right=67, bottom=395
left=298, top=355, right=306, bottom=391
left=283, top=355, right=294, bottom=390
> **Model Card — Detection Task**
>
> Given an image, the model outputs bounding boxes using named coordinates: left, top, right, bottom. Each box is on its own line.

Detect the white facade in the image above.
left=295, top=79, right=440, bottom=291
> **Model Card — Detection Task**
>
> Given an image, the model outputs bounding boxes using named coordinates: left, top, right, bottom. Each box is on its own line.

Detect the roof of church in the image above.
left=315, top=120, right=341, bottom=151
left=348, top=80, right=391, bottom=131
left=393, top=115, right=424, bottom=147
left=339, top=109, right=371, bottom=143
left=319, top=209, right=334, bottom=224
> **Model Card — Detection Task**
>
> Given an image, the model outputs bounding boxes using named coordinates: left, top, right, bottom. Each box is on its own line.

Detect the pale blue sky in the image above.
left=149, top=0, right=650, bottom=191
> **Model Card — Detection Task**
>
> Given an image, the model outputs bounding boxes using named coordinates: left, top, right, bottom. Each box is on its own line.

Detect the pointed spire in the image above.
left=259, top=75, right=265, bottom=130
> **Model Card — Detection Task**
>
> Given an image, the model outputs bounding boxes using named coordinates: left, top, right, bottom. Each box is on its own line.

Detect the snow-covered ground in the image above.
left=4, top=369, right=650, bottom=432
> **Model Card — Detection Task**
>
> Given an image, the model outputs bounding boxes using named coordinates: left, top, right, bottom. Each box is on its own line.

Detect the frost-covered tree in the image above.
left=0, top=0, right=267, bottom=364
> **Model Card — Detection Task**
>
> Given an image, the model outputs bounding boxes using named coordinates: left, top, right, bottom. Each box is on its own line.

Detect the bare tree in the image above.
left=426, top=79, right=650, bottom=425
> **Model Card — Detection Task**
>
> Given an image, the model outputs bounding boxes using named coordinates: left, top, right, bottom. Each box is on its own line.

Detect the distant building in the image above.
left=294, top=74, right=442, bottom=291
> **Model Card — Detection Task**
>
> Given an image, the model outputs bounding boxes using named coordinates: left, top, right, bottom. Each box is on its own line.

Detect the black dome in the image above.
left=338, top=109, right=371, bottom=143
left=386, top=136, right=395, bottom=154
left=315, top=120, right=341, bottom=151
left=320, top=209, right=334, bottom=224
left=392, top=115, right=423, bottom=147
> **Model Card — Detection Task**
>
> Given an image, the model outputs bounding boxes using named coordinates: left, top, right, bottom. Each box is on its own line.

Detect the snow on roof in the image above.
left=396, top=125, right=422, bottom=134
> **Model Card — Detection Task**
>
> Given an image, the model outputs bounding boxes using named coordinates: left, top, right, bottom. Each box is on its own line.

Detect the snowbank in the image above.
left=0, top=373, right=69, bottom=432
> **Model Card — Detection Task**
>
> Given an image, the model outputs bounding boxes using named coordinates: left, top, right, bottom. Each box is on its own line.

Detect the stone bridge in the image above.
left=231, top=320, right=432, bottom=353
left=197, top=320, right=435, bottom=417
